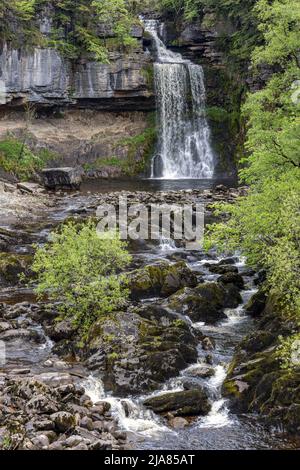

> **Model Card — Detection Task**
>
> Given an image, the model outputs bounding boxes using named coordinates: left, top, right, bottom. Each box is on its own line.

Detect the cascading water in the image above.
left=144, top=20, right=215, bottom=179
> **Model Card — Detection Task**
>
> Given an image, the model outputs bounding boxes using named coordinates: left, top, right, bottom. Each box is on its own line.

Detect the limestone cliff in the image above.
left=0, top=27, right=154, bottom=111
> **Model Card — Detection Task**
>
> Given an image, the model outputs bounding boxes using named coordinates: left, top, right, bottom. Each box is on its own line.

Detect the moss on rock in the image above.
left=0, top=252, right=32, bottom=286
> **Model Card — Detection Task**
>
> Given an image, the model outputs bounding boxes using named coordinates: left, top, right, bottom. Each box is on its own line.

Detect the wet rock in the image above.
left=222, top=295, right=300, bottom=433
left=85, top=310, right=198, bottom=396
left=165, top=283, right=228, bottom=323
left=92, top=402, right=111, bottom=415
left=143, top=389, right=211, bottom=417
left=9, top=368, right=31, bottom=375
left=0, top=253, right=32, bottom=286
left=245, top=290, right=267, bottom=317
left=0, top=328, right=44, bottom=343
left=208, top=264, right=238, bottom=275
left=45, top=320, right=78, bottom=341
left=0, top=321, right=11, bottom=333
left=202, top=337, right=215, bottom=350
left=217, top=272, right=244, bottom=290
left=41, top=167, right=83, bottom=190
left=221, top=283, right=243, bottom=308
left=254, top=270, right=267, bottom=286
left=3, top=302, right=32, bottom=319
left=168, top=416, right=189, bottom=429
left=32, top=372, right=76, bottom=388
left=205, top=354, right=214, bottom=365
left=186, top=364, right=215, bottom=379
left=182, top=378, right=205, bottom=391
left=218, top=257, right=238, bottom=265
left=129, top=261, right=198, bottom=299
left=50, top=412, right=77, bottom=432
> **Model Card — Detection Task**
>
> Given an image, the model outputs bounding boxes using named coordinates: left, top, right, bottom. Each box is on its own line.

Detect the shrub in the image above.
left=0, top=138, right=50, bottom=180
left=32, top=221, right=132, bottom=340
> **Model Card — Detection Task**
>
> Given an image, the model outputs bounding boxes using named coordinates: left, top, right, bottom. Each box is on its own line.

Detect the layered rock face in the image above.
left=0, top=11, right=156, bottom=177
left=0, top=26, right=154, bottom=111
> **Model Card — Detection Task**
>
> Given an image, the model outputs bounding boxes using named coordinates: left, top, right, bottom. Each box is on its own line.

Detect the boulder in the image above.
left=0, top=253, right=32, bottom=286
left=85, top=310, right=198, bottom=396
left=217, top=272, right=245, bottom=289
left=41, top=167, right=83, bottom=190
left=165, top=283, right=228, bottom=323
left=17, top=182, right=45, bottom=194
left=129, top=261, right=198, bottom=299
left=209, top=264, right=238, bottom=275
left=45, top=320, right=78, bottom=341
left=245, top=290, right=267, bottom=317
left=143, top=389, right=211, bottom=416
left=186, top=364, right=215, bottom=379
left=168, top=417, right=189, bottom=429
left=50, top=411, right=77, bottom=432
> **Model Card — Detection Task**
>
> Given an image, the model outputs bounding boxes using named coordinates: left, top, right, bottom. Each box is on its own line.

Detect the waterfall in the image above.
left=144, top=20, right=215, bottom=180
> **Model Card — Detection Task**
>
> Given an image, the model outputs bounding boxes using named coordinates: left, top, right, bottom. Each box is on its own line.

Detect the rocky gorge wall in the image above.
left=0, top=25, right=154, bottom=111
left=156, top=15, right=243, bottom=178
left=0, top=5, right=246, bottom=179
left=0, top=7, right=157, bottom=178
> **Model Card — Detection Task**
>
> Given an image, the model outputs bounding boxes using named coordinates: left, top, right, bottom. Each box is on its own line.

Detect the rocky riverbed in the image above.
left=0, top=180, right=299, bottom=450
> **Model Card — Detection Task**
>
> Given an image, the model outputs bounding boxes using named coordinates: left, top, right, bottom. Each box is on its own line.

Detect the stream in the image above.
left=0, top=179, right=296, bottom=450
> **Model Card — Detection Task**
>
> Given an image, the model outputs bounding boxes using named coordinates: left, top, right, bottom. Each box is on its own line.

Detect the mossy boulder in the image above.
left=217, top=272, right=245, bottom=290
left=129, top=261, right=198, bottom=299
left=143, top=389, right=211, bottom=417
left=222, top=295, right=300, bottom=433
left=208, top=264, right=238, bottom=275
left=166, top=284, right=226, bottom=323
left=0, top=253, right=32, bottom=286
left=84, top=309, right=198, bottom=396
left=245, top=289, right=267, bottom=317
left=164, top=281, right=241, bottom=323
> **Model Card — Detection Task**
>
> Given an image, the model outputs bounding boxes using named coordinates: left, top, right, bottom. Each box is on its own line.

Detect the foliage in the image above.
left=32, top=221, right=132, bottom=339
left=1, top=0, right=138, bottom=63
left=0, top=138, right=51, bottom=180
left=205, top=0, right=300, bottom=322
left=205, top=171, right=300, bottom=315
left=206, top=106, right=229, bottom=123
left=277, top=334, right=300, bottom=370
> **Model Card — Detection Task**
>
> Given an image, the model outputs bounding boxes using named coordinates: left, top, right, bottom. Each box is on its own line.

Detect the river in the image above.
left=0, top=178, right=297, bottom=450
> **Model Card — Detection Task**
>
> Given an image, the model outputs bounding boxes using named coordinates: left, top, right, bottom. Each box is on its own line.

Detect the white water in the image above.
left=144, top=19, right=215, bottom=180
left=83, top=375, right=172, bottom=438
left=83, top=255, right=257, bottom=445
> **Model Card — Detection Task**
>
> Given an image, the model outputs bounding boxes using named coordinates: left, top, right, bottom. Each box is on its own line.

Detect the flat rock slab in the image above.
left=143, top=389, right=211, bottom=417
left=41, top=167, right=83, bottom=190
left=17, top=182, right=45, bottom=194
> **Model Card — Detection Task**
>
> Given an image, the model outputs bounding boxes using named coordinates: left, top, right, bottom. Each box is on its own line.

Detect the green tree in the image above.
left=205, top=0, right=300, bottom=324
left=32, top=221, right=132, bottom=339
